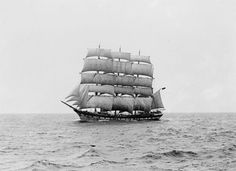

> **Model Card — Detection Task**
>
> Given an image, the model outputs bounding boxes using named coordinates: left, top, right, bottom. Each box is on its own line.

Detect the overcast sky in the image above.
left=0, top=0, right=236, bottom=113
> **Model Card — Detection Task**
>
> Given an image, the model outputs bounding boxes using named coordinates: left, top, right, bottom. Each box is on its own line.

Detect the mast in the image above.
left=95, top=44, right=101, bottom=113
left=134, top=50, right=140, bottom=115
left=114, top=47, right=122, bottom=115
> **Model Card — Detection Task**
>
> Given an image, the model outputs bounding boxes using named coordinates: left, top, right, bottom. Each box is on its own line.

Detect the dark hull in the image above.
left=74, top=109, right=163, bottom=122
left=61, top=101, right=163, bottom=122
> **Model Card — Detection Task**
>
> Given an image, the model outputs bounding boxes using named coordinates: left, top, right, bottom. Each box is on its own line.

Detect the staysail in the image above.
left=65, top=84, right=89, bottom=108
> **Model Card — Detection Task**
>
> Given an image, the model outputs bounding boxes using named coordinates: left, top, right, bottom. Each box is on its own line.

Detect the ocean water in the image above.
left=0, top=113, right=236, bottom=171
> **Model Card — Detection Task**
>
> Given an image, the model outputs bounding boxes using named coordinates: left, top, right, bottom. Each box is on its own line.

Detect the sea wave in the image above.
left=1, top=113, right=236, bottom=171
left=140, top=150, right=198, bottom=160
left=89, top=159, right=126, bottom=166
left=76, top=148, right=101, bottom=158
left=23, top=160, right=81, bottom=171
left=162, top=150, right=198, bottom=157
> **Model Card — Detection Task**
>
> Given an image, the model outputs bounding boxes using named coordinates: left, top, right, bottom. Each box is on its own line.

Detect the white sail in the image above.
left=81, top=73, right=116, bottom=85
left=66, top=96, right=80, bottom=103
left=81, top=73, right=153, bottom=88
left=82, top=58, right=113, bottom=73
left=134, top=97, right=152, bottom=112
left=112, top=61, right=132, bottom=75
left=130, top=55, right=151, bottom=64
left=111, top=51, right=130, bottom=61
left=86, top=48, right=112, bottom=58
left=65, top=84, right=89, bottom=107
left=81, top=73, right=96, bottom=84
left=114, top=86, right=134, bottom=96
left=134, top=87, right=153, bottom=96
left=72, top=100, right=80, bottom=106
left=134, top=77, right=153, bottom=88
left=116, top=75, right=135, bottom=86
left=65, top=84, right=81, bottom=99
left=93, top=74, right=116, bottom=85
left=151, top=90, right=165, bottom=109
left=132, top=63, right=153, bottom=77
left=85, top=96, right=113, bottom=111
left=83, top=59, right=153, bottom=77
left=112, top=96, right=134, bottom=113
left=88, top=85, right=115, bottom=95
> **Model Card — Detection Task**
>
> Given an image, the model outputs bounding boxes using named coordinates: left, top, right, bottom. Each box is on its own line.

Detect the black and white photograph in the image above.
left=0, top=0, right=236, bottom=170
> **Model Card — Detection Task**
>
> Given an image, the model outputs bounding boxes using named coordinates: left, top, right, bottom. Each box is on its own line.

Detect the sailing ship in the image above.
left=61, top=46, right=166, bottom=122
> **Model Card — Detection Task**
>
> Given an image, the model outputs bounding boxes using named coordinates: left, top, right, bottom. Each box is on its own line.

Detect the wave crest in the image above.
left=24, top=159, right=80, bottom=170
left=141, top=150, right=198, bottom=161
left=162, top=150, right=198, bottom=157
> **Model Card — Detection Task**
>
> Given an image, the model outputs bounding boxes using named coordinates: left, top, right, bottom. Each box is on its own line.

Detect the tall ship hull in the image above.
left=61, top=101, right=163, bottom=122
left=77, top=111, right=163, bottom=122
left=62, top=46, right=166, bottom=122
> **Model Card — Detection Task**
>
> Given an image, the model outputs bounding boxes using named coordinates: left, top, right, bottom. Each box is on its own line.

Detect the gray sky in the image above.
left=0, top=0, right=236, bottom=113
